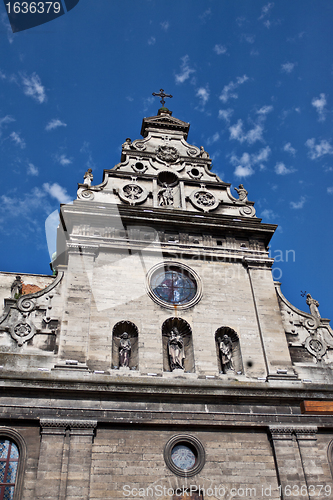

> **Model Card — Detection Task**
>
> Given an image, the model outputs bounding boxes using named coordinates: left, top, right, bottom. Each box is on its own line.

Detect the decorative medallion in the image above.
left=187, top=167, right=203, bottom=180
left=156, top=145, right=179, bottom=163
left=10, top=321, right=36, bottom=346
left=118, top=183, right=148, bottom=206
left=147, top=262, right=202, bottom=310
left=239, top=206, right=256, bottom=217
left=304, top=336, right=327, bottom=361
left=189, top=189, right=219, bottom=212
left=187, top=147, right=200, bottom=157
left=164, top=435, right=205, bottom=477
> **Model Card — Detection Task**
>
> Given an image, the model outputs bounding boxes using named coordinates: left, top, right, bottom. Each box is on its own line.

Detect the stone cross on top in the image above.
left=152, top=88, right=173, bottom=108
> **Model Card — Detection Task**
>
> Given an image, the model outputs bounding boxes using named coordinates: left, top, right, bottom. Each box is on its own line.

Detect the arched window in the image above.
left=0, top=429, right=26, bottom=500
left=0, top=439, right=19, bottom=499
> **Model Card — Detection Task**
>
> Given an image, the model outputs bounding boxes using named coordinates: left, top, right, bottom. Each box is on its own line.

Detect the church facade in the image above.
left=1, top=102, right=333, bottom=500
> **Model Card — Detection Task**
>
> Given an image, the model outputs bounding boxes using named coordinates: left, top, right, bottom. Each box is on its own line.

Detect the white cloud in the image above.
left=1, top=13, right=14, bottom=44
left=46, top=119, right=67, bottom=131
left=281, top=62, right=295, bottom=74
left=257, top=105, right=273, bottom=115
left=274, top=162, right=296, bottom=175
left=214, top=44, right=227, bottom=55
left=229, top=119, right=264, bottom=144
left=160, top=21, right=169, bottom=31
left=10, top=131, right=26, bottom=149
left=196, top=86, right=209, bottom=106
left=219, top=75, right=249, bottom=103
left=27, top=163, right=38, bottom=176
left=21, top=73, right=46, bottom=103
left=199, top=8, right=211, bottom=22
left=283, top=142, right=297, bottom=156
left=250, top=49, right=259, bottom=56
left=148, top=36, right=156, bottom=46
left=43, top=183, right=72, bottom=204
left=175, top=55, right=195, bottom=84
left=290, top=196, right=306, bottom=209
left=264, top=20, right=271, bottom=28
left=236, top=17, right=246, bottom=27
left=252, top=146, right=271, bottom=163
left=234, top=165, right=254, bottom=177
left=259, top=2, right=274, bottom=20
left=261, top=208, right=277, bottom=221
left=143, top=95, right=155, bottom=112
left=218, top=108, right=234, bottom=123
left=305, top=138, right=333, bottom=159
left=0, top=115, right=15, bottom=136
left=0, top=70, right=6, bottom=79
left=311, top=93, right=327, bottom=122
left=327, top=187, right=333, bottom=194
left=56, top=154, right=72, bottom=166
left=241, top=34, right=255, bottom=44
left=230, top=146, right=271, bottom=177
left=206, top=132, right=219, bottom=145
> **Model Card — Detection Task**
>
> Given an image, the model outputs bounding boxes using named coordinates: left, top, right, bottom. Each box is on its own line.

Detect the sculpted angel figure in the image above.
left=119, top=332, right=131, bottom=367
left=168, top=327, right=185, bottom=371
left=234, top=184, right=248, bottom=202
left=218, top=334, right=234, bottom=373
left=200, top=146, right=210, bottom=158
left=83, top=168, right=93, bottom=187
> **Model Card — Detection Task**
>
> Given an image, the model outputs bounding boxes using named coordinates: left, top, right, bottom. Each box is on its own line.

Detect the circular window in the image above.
left=147, top=262, right=202, bottom=310
left=164, top=435, right=205, bottom=477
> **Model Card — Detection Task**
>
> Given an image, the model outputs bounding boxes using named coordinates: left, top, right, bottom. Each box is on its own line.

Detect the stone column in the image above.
left=269, top=426, right=309, bottom=500
left=65, top=420, right=97, bottom=500
left=295, top=427, right=333, bottom=500
left=35, top=419, right=67, bottom=500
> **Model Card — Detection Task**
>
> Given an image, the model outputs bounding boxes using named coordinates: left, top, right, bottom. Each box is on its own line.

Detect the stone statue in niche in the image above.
left=119, top=332, right=131, bottom=367
left=168, top=327, right=185, bottom=370
left=218, top=334, right=234, bottom=373
left=83, top=168, right=93, bottom=187
left=234, top=184, right=248, bottom=202
left=200, top=146, right=210, bottom=158
left=306, top=293, right=321, bottom=319
left=158, top=183, right=174, bottom=206
left=122, top=137, right=132, bottom=150
left=11, top=275, right=23, bottom=298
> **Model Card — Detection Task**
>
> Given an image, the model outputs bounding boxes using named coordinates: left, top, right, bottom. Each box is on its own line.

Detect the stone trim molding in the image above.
left=0, top=427, right=27, bottom=500
left=328, top=440, right=333, bottom=479
left=40, top=418, right=97, bottom=435
left=269, top=425, right=317, bottom=441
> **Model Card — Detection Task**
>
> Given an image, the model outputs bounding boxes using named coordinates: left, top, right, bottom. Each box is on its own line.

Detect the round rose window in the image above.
left=147, top=263, right=202, bottom=310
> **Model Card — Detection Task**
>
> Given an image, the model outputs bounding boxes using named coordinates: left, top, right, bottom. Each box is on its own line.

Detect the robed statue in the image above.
left=119, top=332, right=131, bottom=367
left=168, top=327, right=185, bottom=371
left=218, top=334, right=234, bottom=373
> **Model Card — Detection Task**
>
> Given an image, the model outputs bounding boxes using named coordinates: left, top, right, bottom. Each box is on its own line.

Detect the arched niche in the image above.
left=162, top=317, right=195, bottom=373
left=215, top=326, right=243, bottom=374
left=112, top=321, right=139, bottom=370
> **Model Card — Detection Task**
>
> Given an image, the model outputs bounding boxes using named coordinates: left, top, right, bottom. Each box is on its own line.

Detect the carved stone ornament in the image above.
left=304, top=336, right=327, bottom=361
left=118, top=183, right=148, bottom=206
left=186, top=147, right=200, bottom=157
left=239, top=206, right=256, bottom=217
left=189, top=188, right=219, bottom=212
left=156, top=145, right=179, bottom=163
left=10, top=321, right=36, bottom=346
left=78, top=189, right=95, bottom=201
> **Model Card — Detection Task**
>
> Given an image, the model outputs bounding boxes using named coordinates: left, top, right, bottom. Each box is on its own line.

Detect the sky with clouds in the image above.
left=0, top=0, right=332, bottom=317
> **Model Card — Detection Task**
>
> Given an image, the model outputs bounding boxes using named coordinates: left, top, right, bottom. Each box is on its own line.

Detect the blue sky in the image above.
left=0, top=0, right=332, bottom=318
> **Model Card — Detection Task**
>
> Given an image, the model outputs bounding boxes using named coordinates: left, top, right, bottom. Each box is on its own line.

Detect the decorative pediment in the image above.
left=141, top=112, right=190, bottom=139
